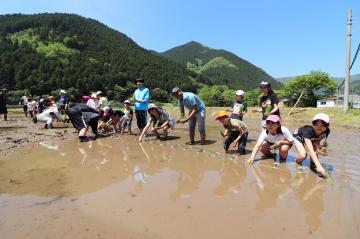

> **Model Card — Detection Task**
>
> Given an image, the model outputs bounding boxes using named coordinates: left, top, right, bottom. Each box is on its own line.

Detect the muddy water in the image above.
left=1, top=123, right=360, bottom=238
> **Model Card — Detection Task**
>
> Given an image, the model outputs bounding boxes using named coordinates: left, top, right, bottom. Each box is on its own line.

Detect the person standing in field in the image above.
left=133, top=78, right=150, bottom=133
left=172, top=87, right=206, bottom=145
left=87, top=93, right=99, bottom=110
left=0, top=88, right=8, bottom=121
left=253, top=81, right=280, bottom=129
left=227, top=90, right=247, bottom=121
left=59, top=90, right=69, bottom=109
left=19, top=93, right=29, bottom=118
left=37, top=97, right=44, bottom=114
left=96, top=91, right=109, bottom=110
left=48, top=96, right=56, bottom=107
left=26, top=96, right=37, bottom=118
left=121, top=100, right=134, bottom=135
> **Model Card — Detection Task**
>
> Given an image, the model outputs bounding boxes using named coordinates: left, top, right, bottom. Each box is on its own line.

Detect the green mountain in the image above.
left=275, top=76, right=296, bottom=83
left=332, top=74, right=360, bottom=84
left=0, top=13, right=207, bottom=99
left=161, top=41, right=281, bottom=90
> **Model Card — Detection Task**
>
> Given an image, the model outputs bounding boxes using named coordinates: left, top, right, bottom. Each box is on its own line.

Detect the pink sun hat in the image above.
left=266, top=115, right=281, bottom=123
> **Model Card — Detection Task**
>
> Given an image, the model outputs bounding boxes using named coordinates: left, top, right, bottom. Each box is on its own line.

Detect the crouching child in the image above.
left=138, top=104, right=175, bottom=142
left=247, top=115, right=293, bottom=165
left=215, top=111, right=248, bottom=155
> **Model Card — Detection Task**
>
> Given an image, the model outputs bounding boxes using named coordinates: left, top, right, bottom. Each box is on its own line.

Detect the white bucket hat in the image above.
left=236, top=90, right=244, bottom=96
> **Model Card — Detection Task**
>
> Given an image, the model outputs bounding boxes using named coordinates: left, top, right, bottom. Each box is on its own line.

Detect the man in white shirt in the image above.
left=96, top=91, right=109, bottom=110
left=19, top=94, right=29, bottom=118
left=87, top=93, right=99, bottom=109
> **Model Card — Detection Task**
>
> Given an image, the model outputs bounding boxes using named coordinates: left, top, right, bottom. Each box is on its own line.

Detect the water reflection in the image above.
left=213, top=160, right=246, bottom=197
left=249, top=160, right=326, bottom=231
left=292, top=172, right=325, bottom=231
left=251, top=162, right=292, bottom=211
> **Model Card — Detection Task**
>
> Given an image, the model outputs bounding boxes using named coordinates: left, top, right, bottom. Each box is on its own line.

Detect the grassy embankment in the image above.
left=7, top=104, right=360, bottom=129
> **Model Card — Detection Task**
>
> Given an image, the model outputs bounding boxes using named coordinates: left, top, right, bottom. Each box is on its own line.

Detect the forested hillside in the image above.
left=0, top=13, right=209, bottom=100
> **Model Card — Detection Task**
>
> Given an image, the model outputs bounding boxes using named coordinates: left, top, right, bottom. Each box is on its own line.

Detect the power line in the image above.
left=338, top=41, right=360, bottom=90
left=350, top=42, right=360, bottom=70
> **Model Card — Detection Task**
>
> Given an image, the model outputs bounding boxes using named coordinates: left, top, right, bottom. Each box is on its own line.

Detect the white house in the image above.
left=353, top=101, right=360, bottom=109
left=317, top=97, right=336, bottom=108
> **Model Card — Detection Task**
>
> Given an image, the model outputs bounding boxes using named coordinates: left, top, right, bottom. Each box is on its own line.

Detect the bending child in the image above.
left=293, top=113, right=330, bottom=178
left=107, top=109, right=125, bottom=133
left=247, top=115, right=293, bottom=164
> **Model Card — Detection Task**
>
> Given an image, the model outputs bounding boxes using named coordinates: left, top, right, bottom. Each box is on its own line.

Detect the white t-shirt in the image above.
left=258, top=126, right=294, bottom=144
left=27, top=100, right=36, bottom=111
left=21, top=96, right=28, bottom=105
left=99, top=97, right=109, bottom=108
left=87, top=99, right=99, bottom=109
left=39, top=107, right=64, bottom=121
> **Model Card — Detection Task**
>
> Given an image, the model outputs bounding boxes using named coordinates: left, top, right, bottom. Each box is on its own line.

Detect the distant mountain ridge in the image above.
left=276, top=74, right=360, bottom=84
left=161, top=41, right=281, bottom=90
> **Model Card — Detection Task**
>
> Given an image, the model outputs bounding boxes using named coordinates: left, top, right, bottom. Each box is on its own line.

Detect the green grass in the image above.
left=186, top=56, right=237, bottom=74
left=247, top=106, right=360, bottom=129
left=7, top=107, right=23, bottom=114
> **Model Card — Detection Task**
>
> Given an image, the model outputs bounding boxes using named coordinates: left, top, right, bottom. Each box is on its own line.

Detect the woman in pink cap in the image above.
left=292, top=113, right=330, bottom=178
left=247, top=115, right=294, bottom=165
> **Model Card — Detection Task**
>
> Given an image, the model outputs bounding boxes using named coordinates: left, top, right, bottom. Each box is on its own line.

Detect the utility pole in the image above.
left=344, top=8, right=352, bottom=112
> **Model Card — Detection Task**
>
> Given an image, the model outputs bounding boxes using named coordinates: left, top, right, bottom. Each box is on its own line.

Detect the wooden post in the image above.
left=287, top=92, right=304, bottom=118
left=344, top=8, right=352, bottom=112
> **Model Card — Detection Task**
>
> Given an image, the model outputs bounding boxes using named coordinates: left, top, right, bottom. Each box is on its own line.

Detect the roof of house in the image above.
left=318, top=97, right=337, bottom=101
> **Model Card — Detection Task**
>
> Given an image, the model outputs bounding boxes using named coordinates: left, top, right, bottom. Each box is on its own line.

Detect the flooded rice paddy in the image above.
left=0, top=123, right=360, bottom=238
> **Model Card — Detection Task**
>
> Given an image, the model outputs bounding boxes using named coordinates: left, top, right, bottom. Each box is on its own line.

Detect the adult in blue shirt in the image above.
left=133, top=78, right=150, bottom=132
left=172, top=87, right=206, bottom=145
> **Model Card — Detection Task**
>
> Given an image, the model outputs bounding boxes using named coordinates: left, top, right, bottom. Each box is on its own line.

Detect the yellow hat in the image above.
left=215, top=111, right=229, bottom=120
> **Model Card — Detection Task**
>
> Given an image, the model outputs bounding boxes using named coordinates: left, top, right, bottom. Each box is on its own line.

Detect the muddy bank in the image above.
left=1, top=118, right=360, bottom=238
left=0, top=115, right=75, bottom=156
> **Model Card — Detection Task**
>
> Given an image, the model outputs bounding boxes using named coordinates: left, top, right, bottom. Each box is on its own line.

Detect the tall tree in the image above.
left=284, top=70, right=336, bottom=106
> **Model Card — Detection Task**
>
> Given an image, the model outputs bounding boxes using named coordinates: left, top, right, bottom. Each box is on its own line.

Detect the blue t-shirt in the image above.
left=134, top=87, right=150, bottom=110
left=179, top=92, right=205, bottom=112
left=60, top=95, right=69, bottom=105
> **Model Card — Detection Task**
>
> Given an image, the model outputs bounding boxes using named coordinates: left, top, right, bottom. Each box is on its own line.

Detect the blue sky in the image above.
left=1, top=0, right=360, bottom=78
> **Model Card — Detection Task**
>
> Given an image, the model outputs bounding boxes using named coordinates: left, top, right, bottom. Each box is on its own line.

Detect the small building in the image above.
left=278, top=96, right=295, bottom=107
left=353, top=101, right=360, bottom=109
left=317, top=97, right=336, bottom=108
left=279, top=95, right=315, bottom=107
